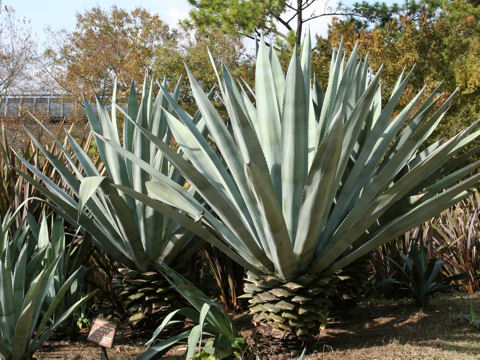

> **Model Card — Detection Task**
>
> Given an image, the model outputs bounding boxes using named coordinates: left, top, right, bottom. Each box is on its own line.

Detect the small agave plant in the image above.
left=0, top=209, right=93, bottom=360
left=376, top=242, right=466, bottom=307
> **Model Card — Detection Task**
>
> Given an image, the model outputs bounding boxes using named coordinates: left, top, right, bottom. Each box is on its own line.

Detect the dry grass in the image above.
left=1, top=115, right=89, bottom=150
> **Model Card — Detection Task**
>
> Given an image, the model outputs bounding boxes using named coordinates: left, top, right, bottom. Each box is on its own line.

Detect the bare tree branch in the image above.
left=0, top=7, right=37, bottom=95
left=276, top=15, right=294, bottom=31
left=302, top=0, right=317, bottom=11
left=286, top=3, right=297, bottom=11
left=303, top=12, right=354, bottom=22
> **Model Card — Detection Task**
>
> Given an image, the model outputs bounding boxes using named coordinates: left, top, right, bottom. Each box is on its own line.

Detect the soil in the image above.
left=35, top=293, right=480, bottom=359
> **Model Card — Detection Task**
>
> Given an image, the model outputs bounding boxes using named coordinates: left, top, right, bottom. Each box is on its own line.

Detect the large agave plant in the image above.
left=15, top=79, right=203, bottom=322
left=87, top=36, right=480, bottom=336
left=39, top=37, right=480, bottom=337
left=98, top=35, right=480, bottom=336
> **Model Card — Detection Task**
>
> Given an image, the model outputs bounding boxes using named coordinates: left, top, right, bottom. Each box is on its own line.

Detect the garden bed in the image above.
left=35, top=293, right=480, bottom=359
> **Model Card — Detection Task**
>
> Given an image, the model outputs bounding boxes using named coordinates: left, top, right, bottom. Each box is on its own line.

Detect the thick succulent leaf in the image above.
left=319, top=98, right=468, bottom=258
left=156, top=262, right=236, bottom=338
left=176, top=68, right=256, bottom=236
left=329, top=172, right=480, bottom=273
left=0, top=261, right=14, bottom=345
left=335, top=65, right=383, bottom=185
left=12, top=260, right=56, bottom=359
left=317, top=42, right=343, bottom=142
left=300, top=30, right=312, bottom=103
left=12, top=243, right=28, bottom=321
left=145, top=181, right=204, bottom=221
left=163, top=100, right=249, bottom=220
left=83, top=97, right=120, bottom=187
left=31, top=291, right=96, bottom=353
left=222, top=65, right=269, bottom=174
left=102, top=121, right=272, bottom=270
left=145, top=308, right=186, bottom=347
left=241, top=87, right=260, bottom=135
left=0, top=334, right=10, bottom=359
left=317, top=123, right=477, bottom=269
left=294, top=107, right=343, bottom=267
left=37, top=215, right=49, bottom=252
left=15, top=170, right=134, bottom=267
left=18, top=131, right=80, bottom=204
left=15, top=148, right=124, bottom=254
left=244, top=162, right=295, bottom=280
left=222, top=68, right=270, bottom=254
left=268, top=45, right=285, bottom=109
left=16, top=134, right=117, bottom=238
left=32, top=268, right=85, bottom=339
left=24, top=117, right=86, bottom=181
left=160, top=227, right=194, bottom=265
left=23, top=257, right=61, bottom=341
left=307, top=75, right=323, bottom=167
left=64, top=131, right=100, bottom=177
left=78, top=176, right=106, bottom=220
left=331, top=42, right=359, bottom=119
left=124, top=80, right=138, bottom=153
left=116, top=184, right=258, bottom=272
left=103, top=189, right=149, bottom=269
left=281, top=48, right=308, bottom=240
left=422, top=160, right=480, bottom=202
left=104, top=181, right=150, bottom=266
left=186, top=301, right=209, bottom=360
left=144, top=179, right=254, bottom=262
left=383, top=89, right=454, bottom=166
left=255, top=38, right=282, bottom=197
left=139, top=332, right=190, bottom=360
left=325, top=78, right=424, bottom=236
left=11, top=301, right=34, bottom=360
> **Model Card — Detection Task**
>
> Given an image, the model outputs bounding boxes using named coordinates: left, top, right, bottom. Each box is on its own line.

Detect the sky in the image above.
left=4, top=0, right=372, bottom=47
left=5, top=0, right=191, bottom=44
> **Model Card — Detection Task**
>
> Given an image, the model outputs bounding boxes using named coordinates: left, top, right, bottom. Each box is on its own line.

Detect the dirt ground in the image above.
left=35, top=293, right=480, bottom=360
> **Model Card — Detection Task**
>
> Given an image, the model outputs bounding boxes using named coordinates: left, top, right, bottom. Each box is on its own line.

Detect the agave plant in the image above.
left=24, top=36, right=480, bottom=337
left=0, top=210, right=93, bottom=360
left=15, top=79, right=207, bottom=323
left=458, top=302, right=480, bottom=329
left=88, top=35, right=480, bottom=337
left=376, top=242, right=465, bottom=307
left=27, top=214, right=91, bottom=336
left=373, top=190, right=480, bottom=294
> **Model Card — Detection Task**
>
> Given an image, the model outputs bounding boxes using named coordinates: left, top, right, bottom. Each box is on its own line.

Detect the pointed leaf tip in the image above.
left=78, top=176, right=106, bottom=222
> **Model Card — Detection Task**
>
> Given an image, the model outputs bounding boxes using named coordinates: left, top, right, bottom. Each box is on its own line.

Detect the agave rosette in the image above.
left=15, top=78, right=214, bottom=322
left=30, top=35, right=480, bottom=335
left=106, top=36, right=480, bottom=276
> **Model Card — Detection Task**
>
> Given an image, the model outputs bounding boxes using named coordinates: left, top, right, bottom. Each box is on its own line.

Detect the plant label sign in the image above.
left=87, top=318, right=117, bottom=348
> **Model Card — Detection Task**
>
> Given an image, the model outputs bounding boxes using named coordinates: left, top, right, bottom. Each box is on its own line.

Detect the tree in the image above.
left=43, top=6, right=181, bottom=100
left=43, top=6, right=252, bottom=104
left=186, top=0, right=350, bottom=46
left=320, top=0, right=480, bottom=143
left=185, top=0, right=421, bottom=47
left=0, top=6, right=37, bottom=95
left=346, top=0, right=425, bottom=28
